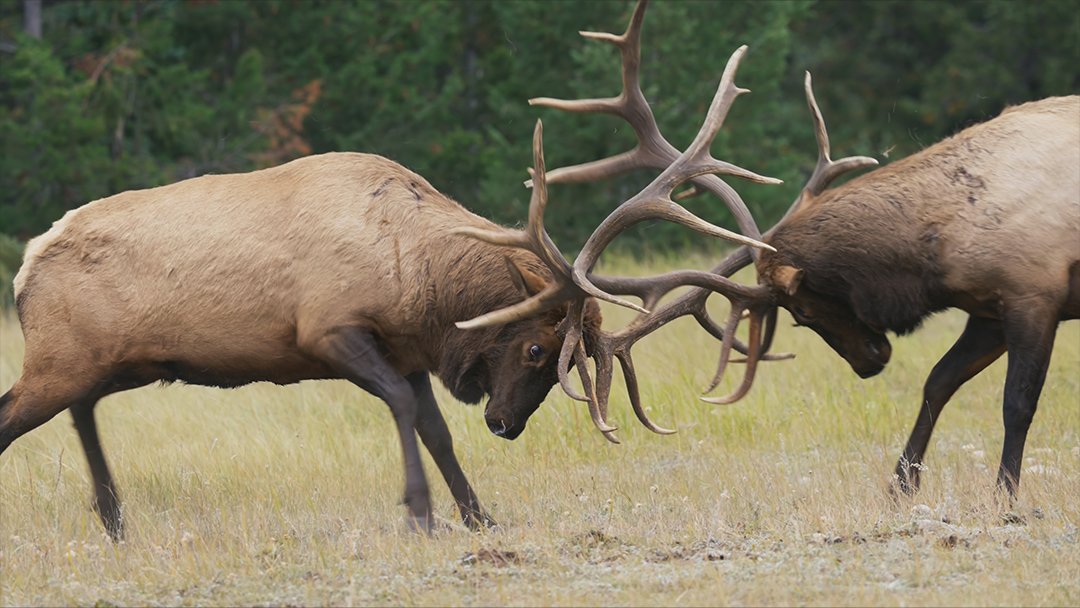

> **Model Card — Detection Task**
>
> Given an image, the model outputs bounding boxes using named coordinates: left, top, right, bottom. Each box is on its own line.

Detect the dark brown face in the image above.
left=483, top=301, right=601, bottom=440
left=774, top=281, right=892, bottom=379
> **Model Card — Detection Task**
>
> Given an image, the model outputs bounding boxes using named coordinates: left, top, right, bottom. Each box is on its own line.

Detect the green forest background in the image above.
left=0, top=0, right=1077, bottom=296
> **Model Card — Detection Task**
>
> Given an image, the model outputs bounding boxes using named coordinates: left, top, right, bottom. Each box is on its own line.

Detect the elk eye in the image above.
left=528, top=344, right=544, bottom=361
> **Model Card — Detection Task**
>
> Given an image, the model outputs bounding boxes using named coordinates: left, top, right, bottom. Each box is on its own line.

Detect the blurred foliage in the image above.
left=0, top=0, right=1076, bottom=254
left=0, top=233, right=23, bottom=308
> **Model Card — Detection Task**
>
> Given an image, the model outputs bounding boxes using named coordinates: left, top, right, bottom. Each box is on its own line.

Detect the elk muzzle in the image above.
left=852, top=334, right=892, bottom=378
left=485, top=414, right=526, bottom=440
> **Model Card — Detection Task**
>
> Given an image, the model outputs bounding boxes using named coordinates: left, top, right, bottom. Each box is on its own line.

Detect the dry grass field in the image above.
left=1, top=257, right=1078, bottom=606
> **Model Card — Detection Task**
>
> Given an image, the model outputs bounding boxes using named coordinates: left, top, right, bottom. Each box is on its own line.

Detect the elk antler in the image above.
left=530, top=0, right=793, bottom=371
left=694, top=72, right=880, bottom=402
left=454, top=114, right=777, bottom=443
left=528, top=0, right=790, bottom=431
left=568, top=45, right=780, bottom=313
left=459, top=1, right=848, bottom=442
left=800, top=72, right=879, bottom=199
left=460, top=0, right=793, bottom=441
left=528, top=0, right=772, bottom=257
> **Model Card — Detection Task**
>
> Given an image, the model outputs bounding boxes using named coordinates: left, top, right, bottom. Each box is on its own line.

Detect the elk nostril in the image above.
left=865, top=339, right=880, bottom=356
left=486, top=419, right=508, bottom=436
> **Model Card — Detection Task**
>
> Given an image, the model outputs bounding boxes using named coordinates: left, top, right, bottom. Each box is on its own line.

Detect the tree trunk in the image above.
left=23, top=0, right=42, bottom=39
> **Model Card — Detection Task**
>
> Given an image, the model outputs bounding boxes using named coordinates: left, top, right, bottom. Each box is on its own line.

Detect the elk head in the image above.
left=474, top=260, right=602, bottom=439
left=758, top=260, right=892, bottom=378
left=751, top=72, right=885, bottom=379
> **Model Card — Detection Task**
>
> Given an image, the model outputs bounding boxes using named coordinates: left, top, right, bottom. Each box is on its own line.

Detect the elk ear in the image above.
left=773, top=265, right=804, bottom=296
left=505, top=257, right=548, bottom=297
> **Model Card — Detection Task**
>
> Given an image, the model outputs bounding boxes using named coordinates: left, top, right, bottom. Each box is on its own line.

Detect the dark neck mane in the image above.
left=772, top=182, right=950, bottom=335
left=422, top=238, right=549, bottom=402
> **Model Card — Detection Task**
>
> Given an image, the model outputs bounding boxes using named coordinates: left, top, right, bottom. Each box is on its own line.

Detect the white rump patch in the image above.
left=12, top=205, right=88, bottom=301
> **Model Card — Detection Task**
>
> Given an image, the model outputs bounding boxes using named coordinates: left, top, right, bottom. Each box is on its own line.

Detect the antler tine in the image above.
left=803, top=72, right=879, bottom=197
left=617, top=351, right=675, bottom=434
left=554, top=300, right=620, bottom=442
left=757, top=305, right=780, bottom=357
left=528, top=0, right=666, bottom=186
left=702, top=302, right=746, bottom=395
left=556, top=302, right=590, bottom=404
left=579, top=319, right=678, bottom=438
left=677, top=46, right=751, bottom=167
left=576, top=322, right=679, bottom=438
left=455, top=120, right=586, bottom=329
left=574, top=339, right=620, bottom=441
left=692, top=299, right=793, bottom=362
left=524, top=150, right=654, bottom=189
left=702, top=304, right=765, bottom=405
left=590, top=341, right=625, bottom=443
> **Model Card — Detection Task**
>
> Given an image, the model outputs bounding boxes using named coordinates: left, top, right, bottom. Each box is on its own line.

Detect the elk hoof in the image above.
left=91, top=499, right=124, bottom=542
left=464, top=510, right=498, bottom=531
left=886, top=475, right=918, bottom=504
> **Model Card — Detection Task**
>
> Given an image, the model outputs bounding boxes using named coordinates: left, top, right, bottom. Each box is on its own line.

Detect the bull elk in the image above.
left=754, top=90, right=1079, bottom=497
left=534, top=0, right=1078, bottom=498
left=0, top=3, right=782, bottom=538
left=2, top=151, right=605, bottom=538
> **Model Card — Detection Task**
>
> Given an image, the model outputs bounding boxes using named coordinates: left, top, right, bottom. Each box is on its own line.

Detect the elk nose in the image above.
left=486, top=418, right=509, bottom=437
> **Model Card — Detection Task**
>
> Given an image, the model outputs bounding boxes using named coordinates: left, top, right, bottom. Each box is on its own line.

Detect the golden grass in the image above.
left=1, top=256, right=1078, bottom=606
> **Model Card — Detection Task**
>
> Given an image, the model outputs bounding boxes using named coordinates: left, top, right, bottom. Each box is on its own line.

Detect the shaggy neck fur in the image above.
left=420, top=236, right=554, bottom=403
left=764, top=163, right=955, bottom=335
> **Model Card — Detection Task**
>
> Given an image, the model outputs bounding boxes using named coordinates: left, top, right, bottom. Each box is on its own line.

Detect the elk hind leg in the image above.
left=0, top=370, right=101, bottom=456
left=70, top=396, right=125, bottom=540
left=1, top=367, right=127, bottom=539
left=892, top=316, right=1004, bottom=496
left=408, top=372, right=494, bottom=530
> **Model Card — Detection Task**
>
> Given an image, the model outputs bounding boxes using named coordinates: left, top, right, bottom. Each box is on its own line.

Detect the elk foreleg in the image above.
left=998, top=306, right=1058, bottom=496
left=408, top=372, right=495, bottom=530
left=70, top=398, right=123, bottom=541
left=893, top=316, right=1004, bottom=496
left=309, top=327, right=433, bottom=532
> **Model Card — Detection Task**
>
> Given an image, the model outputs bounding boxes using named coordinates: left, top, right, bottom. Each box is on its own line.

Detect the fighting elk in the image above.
left=533, top=0, right=1078, bottom=497
left=755, top=91, right=1079, bottom=496
left=3, top=151, right=611, bottom=537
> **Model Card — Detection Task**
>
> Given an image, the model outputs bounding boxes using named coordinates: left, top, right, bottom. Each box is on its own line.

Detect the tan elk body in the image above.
left=0, top=0, right=782, bottom=540
left=2, top=151, right=605, bottom=537
left=15, top=153, right=540, bottom=383
left=926, top=98, right=1080, bottom=309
